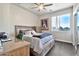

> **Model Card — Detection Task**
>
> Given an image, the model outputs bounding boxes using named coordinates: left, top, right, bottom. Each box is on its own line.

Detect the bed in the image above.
left=15, top=25, right=55, bottom=56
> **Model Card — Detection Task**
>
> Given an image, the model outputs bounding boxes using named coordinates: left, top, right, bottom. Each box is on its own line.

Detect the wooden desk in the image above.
left=0, top=41, right=30, bottom=56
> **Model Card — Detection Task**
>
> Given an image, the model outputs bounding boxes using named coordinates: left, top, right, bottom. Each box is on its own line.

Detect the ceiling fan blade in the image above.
left=31, top=7, right=37, bottom=9
left=34, top=3, right=39, bottom=6
left=44, top=4, right=53, bottom=7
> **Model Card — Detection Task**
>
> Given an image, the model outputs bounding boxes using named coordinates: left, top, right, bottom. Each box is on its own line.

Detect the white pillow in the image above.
left=31, top=30, right=36, bottom=35
left=24, top=31, right=33, bottom=37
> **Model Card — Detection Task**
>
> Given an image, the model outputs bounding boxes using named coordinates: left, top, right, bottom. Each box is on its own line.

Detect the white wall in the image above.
left=39, top=7, right=73, bottom=43
left=10, top=4, right=40, bottom=34
left=0, top=4, right=4, bottom=31
left=0, top=4, right=40, bottom=38
left=0, top=4, right=10, bottom=33
left=53, top=31, right=72, bottom=43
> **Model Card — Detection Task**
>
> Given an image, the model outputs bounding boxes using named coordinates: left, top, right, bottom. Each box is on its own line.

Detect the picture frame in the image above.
left=41, top=18, right=49, bottom=30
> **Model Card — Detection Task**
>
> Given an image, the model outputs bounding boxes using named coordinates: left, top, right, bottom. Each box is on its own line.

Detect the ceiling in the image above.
left=16, top=3, right=75, bottom=15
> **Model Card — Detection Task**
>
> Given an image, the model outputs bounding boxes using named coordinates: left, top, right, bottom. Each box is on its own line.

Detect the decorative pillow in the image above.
left=16, top=33, right=23, bottom=40
left=24, top=30, right=33, bottom=37
left=16, top=30, right=24, bottom=40
left=31, top=30, right=36, bottom=35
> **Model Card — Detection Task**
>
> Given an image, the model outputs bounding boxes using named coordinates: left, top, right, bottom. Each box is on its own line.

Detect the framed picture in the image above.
left=41, top=18, right=49, bottom=30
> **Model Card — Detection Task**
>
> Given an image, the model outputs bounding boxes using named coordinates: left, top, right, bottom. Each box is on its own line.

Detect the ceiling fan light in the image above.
left=39, top=4, right=43, bottom=10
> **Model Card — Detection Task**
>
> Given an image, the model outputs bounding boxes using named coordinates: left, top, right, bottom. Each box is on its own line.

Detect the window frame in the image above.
left=51, top=13, right=71, bottom=31
left=77, top=11, right=79, bottom=31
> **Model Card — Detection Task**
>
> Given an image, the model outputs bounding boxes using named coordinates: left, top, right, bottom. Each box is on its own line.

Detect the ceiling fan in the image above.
left=31, top=3, right=53, bottom=11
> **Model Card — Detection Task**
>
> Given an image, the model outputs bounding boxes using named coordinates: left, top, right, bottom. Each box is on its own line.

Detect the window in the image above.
left=77, top=11, right=79, bottom=30
left=51, top=13, right=71, bottom=31
left=59, top=14, right=70, bottom=31
left=51, top=17, right=57, bottom=31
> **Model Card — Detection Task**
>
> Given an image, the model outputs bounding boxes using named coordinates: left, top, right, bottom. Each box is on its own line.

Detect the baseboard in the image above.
left=55, top=39, right=79, bottom=46
left=55, top=39, right=73, bottom=45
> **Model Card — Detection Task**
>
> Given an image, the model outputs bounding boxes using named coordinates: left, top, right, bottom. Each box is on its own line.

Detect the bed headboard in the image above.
left=15, top=25, right=36, bottom=41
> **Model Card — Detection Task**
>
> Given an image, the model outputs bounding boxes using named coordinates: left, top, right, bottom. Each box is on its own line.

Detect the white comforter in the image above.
left=22, top=35, right=54, bottom=54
